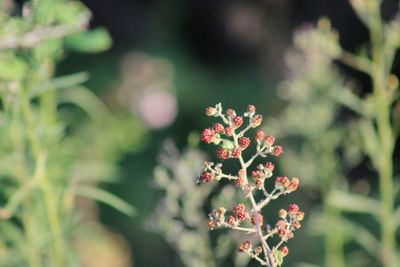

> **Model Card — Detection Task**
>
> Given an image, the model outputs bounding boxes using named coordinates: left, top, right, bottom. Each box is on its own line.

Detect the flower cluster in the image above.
left=199, top=103, right=304, bottom=267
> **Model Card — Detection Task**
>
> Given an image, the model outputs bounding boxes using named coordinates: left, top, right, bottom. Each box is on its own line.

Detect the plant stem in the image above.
left=232, top=130, right=276, bottom=267
left=369, top=4, right=397, bottom=266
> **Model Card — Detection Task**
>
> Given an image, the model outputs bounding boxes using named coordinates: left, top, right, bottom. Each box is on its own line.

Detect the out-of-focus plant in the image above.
left=269, top=19, right=351, bottom=267
left=271, top=1, right=400, bottom=267
left=198, top=103, right=304, bottom=267
left=0, top=1, right=144, bottom=266
left=152, top=140, right=250, bottom=267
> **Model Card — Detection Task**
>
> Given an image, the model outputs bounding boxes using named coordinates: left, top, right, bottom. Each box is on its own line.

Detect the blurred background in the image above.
left=50, top=0, right=400, bottom=267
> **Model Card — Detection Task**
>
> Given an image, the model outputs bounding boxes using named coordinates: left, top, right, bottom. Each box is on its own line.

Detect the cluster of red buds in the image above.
left=199, top=103, right=304, bottom=267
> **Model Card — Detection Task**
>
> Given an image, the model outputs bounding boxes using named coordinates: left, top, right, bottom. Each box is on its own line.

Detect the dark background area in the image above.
left=58, top=0, right=399, bottom=266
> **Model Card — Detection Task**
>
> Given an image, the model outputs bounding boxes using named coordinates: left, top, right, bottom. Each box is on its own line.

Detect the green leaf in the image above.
left=0, top=53, right=27, bottom=81
left=30, top=72, right=89, bottom=97
left=340, top=217, right=379, bottom=259
left=272, top=250, right=284, bottom=266
left=75, top=185, right=136, bottom=216
left=57, top=86, right=110, bottom=122
left=65, top=28, right=112, bottom=53
left=327, top=190, right=379, bottom=217
left=221, top=140, right=234, bottom=150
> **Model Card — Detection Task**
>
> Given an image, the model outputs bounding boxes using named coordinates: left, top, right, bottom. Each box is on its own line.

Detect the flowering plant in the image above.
left=198, top=103, right=304, bottom=266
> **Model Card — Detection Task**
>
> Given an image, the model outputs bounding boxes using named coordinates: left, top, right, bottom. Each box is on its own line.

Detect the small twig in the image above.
left=0, top=14, right=89, bottom=50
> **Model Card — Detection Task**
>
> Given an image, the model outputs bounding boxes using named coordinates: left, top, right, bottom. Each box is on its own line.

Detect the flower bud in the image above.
left=255, top=130, right=265, bottom=140
left=250, top=115, right=263, bottom=128
left=280, top=246, right=289, bottom=256
left=278, top=209, right=287, bottom=218
left=247, top=105, right=256, bottom=114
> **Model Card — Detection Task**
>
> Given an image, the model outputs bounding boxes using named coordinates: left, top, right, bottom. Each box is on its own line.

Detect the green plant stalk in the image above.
left=9, top=97, right=42, bottom=267
left=323, top=200, right=346, bottom=267
left=369, top=6, right=397, bottom=266
left=20, top=86, right=67, bottom=267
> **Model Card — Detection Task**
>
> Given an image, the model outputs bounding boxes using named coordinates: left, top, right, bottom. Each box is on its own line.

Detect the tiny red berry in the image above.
left=233, top=203, right=246, bottom=213
left=255, top=130, right=265, bottom=140
left=251, top=213, right=263, bottom=225
left=273, top=146, right=283, bottom=156
left=216, top=147, right=229, bottom=160
left=200, top=172, right=213, bottom=183
left=225, top=126, right=233, bottom=136
left=239, top=137, right=250, bottom=149
left=288, top=204, right=299, bottom=215
left=265, top=162, right=274, bottom=171
left=236, top=211, right=247, bottom=221
left=232, top=148, right=241, bottom=158
left=201, top=128, right=215, bottom=144
left=280, top=246, right=289, bottom=256
left=265, top=135, right=276, bottom=146
left=213, top=123, right=224, bottom=133
left=233, top=116, right=243, bottom=127
left=278, top=228, right=287, bottom=237
left=226, top=215, right=236, bottom=225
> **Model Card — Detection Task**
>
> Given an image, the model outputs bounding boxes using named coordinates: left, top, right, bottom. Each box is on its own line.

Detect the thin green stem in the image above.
left=369, top=4, right=397, bottom=266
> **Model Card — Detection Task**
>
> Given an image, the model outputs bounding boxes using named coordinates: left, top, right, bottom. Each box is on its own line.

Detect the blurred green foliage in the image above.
left=0, top=0, right=146, bottom=266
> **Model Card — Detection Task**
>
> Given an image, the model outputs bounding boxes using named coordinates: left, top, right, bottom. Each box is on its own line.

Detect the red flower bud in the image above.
left=226, top=108, right=236, bottom=117
left=288, top=204, right=299, bottom=215
left=239, top=137, right=250, bottom=149
left=205, top=107, right=217, bottom=116
left=200, top=172, right=213, bottom=182
left=216, top=147, right=229, bottom=160
left=255, top=130, right=265, bottom=140
left=233, top=116, right=243, bottom=127
left=265, top=135, right=276, bottom=146
left=280, top=246, right=289, bottom=256
left=288, top=177, right=299, bottom=191
left=201, top=128, right=215, bottom=143
left=213, top=123, right=224, bottom=133
left=250, top=115, right=263, bottom=127
left=247, top=105, right=256, bottom=114
left=226, top=215, right=236, bottom=225
left=273, top=146, right=283, bottom=156
left=265, top=162, right=274, bottom=171
left=225, top=126, right=233, bottom=136
left=251, top=213, right=263, bottom=226
left=232, top=148, right=242, bottom=158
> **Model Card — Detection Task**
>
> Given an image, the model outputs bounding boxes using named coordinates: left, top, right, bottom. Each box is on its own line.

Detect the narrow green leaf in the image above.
left=340, top=218, right=379, bottom=259
left=75, top=185, right=136, bottom=216
left=57, top=86, right=110, bottom=122
left=327, top=190, right=379, bottom=217
left=30, top=72, right=89, bottom=97
left=65, top=27, right=112, bottom=53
